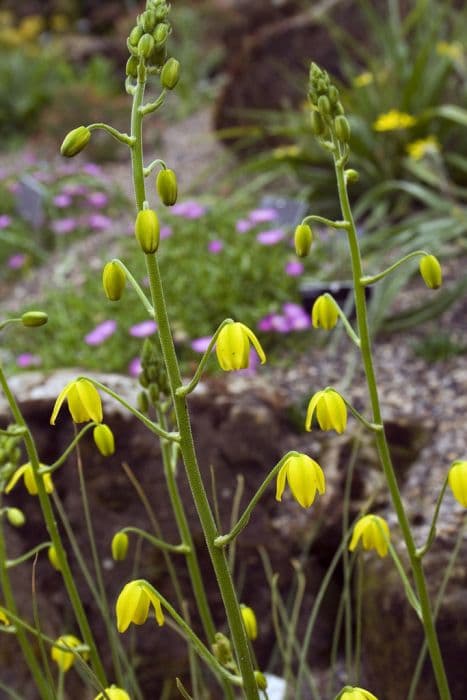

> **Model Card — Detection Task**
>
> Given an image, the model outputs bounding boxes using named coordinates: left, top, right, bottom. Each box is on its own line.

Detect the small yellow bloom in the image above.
left=419, top=254, right=442, bottom=289
left=436, top=41, right=463, bottom=62
left=276, top=453, right=325, bottom=509
left=240, top=604, right=258, bottom=641
left=48, top=545, right=61, bottom=571
left=51, top=634, right=85, bottom=673
left=373, top=109, right=416, bottom=131
left=216, top=322, right=266, bottom=371
left=305, top=389, right=347, bottom=434
left=353, top=72, right=373, bottom=88
left=349, top=515, right=390, bottom=557
left=93, top=424, right=115, bottom=456
left=5, top=463, right=53, bottom=496
left=0, top=609, right=10, bottom=626
left=339, top=686, right=378, bottom=700
left=50, top=378, right=103, bottom=425
left=406, top=135, right=439, bottom=160
left=94, top=688, right=131, bottom=700
left=311, top=295, right=338, bottom=330
left=116, top=580, right=164, bottom=633
left=448, top=460, right=467, bottom=507
left=111, top=532, right=129, bottom=561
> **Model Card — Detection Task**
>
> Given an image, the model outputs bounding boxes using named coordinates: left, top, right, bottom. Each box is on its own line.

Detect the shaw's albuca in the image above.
left=5, top=463, right=53, bottom=496
left=116, top=580, right=165, bottom=633
left=51, top=634, right=87, bottom=673
left=216, top=322, right=266, bottom=371
left=306, top=388, right=347, bottom=433
left=338, top=687, right=378, bottom=700
left=349, top=514, right=390, bottom=557
left=448, top=460, right=467, bottom=507
left=276, top=453, right=325, bottom=508
left=50, top=378, right=103, bottom=425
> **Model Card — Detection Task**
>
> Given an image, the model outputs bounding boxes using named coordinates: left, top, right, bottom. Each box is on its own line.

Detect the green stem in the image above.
left=131, top=72, right=259, bottom=698
left=416, top=476, right=449, bottom=558
left=360, top=250, right=429, bottom=286
left=0, top=367, right=107, bottom=687
left=301, top=215, right=350, bottom=230
left=6, top=541, right=51, bottom=568
left=143, top=158, right=167, bottom=178
left=333, top=146, right=452, bottom=700
left=46, top=424, right=94, bottom=473
left=121, top=526, right=190, bottom=554
left=323, top=294, right=361, bottom=347
left=110, top=259, right=154, bottom=315
left=87, top=123, right=135, bottom=147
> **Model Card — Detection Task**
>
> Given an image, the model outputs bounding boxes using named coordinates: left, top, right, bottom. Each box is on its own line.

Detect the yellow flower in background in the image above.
left=216, top=322, right=266, bottom=371
left=0, top=609, right=10, bottom=626
left=353, top=72, right=373, bottom=88
left=5, top=463, right=53, bottom=496
left=276, top=453, right=325, bottom=509
left=240, top=604, right=258, bottom=641
left=50, top=14, right=69, bottom=33
left=18, top=15, right=44, bottom=41
left=50, top=378, right=103, bottom=425
left=311, top=294, right=338, bottom=330
left=51, top=634, right=86, bottom=672
left=349, top=514, right=390, bottom=557
left=94, top=687, right=131, bottom=700
left=373, top=110, right=416, bottom=131
left=339, top=686, right=378, bottom=700
left=448, top=460, right=467, bottom=507
left=273, top=145, right=301, bottom=159
left=305, top=388, right=347, bottom=434
left=436, top=41, right=463, bottom=62
left=406, top=135, right=440, bottom=161
left=116, top=580, right=165, bottom=633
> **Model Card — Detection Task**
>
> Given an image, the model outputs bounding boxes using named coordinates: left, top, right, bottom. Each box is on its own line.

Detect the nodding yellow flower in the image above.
left=216, top=322, right=266, bottom=371
left=339, top=686, right=378, bottom=700
left=406, top=135, right=439, bottom=161
left=240, top=604, right=258, bottom=641
left=436, top=41, right=463, bottom=62
left=0, top=609, right=10, bottom=626
left=311, top=295, right=338, bottom=330
left=349, top=515, right=390, bottom=558
left=51, top=634, right=86, bottom=673
left=116, top=580, right=164, bottom=633
left=448, top=460, right=467, bottom=507
left=94, top=687, right=131, bottom=700
left=93, top=424, right=115, bottom=456
left=50, top=378, right=103, bottom=425
left=419, top=254, right=442, bottom=289
left=373, top=109, right=416, bottom=131
left=305, top=389, right=347, bottom=434
left=353, top=72, right=373, bottom=88
left=276, top=453, right=325, bottom=509
left=5, top=463, right=53, bottom=496
left=111, top=532, right=129, bottom=561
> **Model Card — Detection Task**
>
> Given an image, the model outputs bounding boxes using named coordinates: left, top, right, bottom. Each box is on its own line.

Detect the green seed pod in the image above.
left=126, top=55, right=139, bottom=78
left=93, top=424, right=115, bottom=457
left=160, top=58, right=180, bottom=90
left=21, top=311, right=48, bottom=327
left=6, top=507, right=26, bottom=527
left=102, top=261, right=126, bottom=301
left=345, top=169, right=359, bottom=185
left=128, top=25, right=144, bottom=46
left=310, top=110, right=325, bottom=136
left=141, top=9, right=157, bottom=33
left=111, top=532, right=129, bottom=561
left=148, top=383, right=160, bottom=404
left=60, top=126, right=91, bottom=158
left=153, top=22, right=169, bottom=46
left=156, top=168, right=178, bottom=205
left=294, top=224, right=313, bottom=258
left=135, top=209, right=160, bottom=254
left=138, top=33, right=155, bottom=59
left=317, top=95, right=331, bottom=116
left=137, top=390, right=149, bottom=413
left=419, top=255, right=442, bottom=289
left=334, top=115, right=351, bottom=143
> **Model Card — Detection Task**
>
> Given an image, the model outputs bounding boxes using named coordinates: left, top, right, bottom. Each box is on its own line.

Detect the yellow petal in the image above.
left=275, top=462, right=288, bottom=502
left=240, top=323, right=266, bottom=365
left=305, top=391, right=324, bottom=431
left=50, top=382, right=73, bottom=425
left=4, top=465, right=28, bottom=494
left=76, top=379, right=103, bottom=423
left=143, top=585, right=165, bottom=626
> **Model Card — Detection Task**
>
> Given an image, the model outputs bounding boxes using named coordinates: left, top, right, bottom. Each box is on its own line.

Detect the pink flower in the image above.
left=85, top=320, right=117, bottom=345
left=16, top=352, right=41, bottom=368
left=256, top=229, right=284, bottom=245
left=285, top=260, right=304, bottom=276
left=258, top=314, right=291, bottom=333
left=160, top=225, right=172, bottom=239
left=53, top=193, right=72, bottom=208
left=8, top=253, right=26, bottom=269
left=248, top=207, right=278, bottom=223
left=52, top=218, right=78, bottom=235
left=129, top=320, right=157, bottom=338
left=236, top=218, right=253, bottom=233
left=0, top=215, right=12, bottom=229
left=7, top=182, right=19, bottom=194
left=171, top=201, right=206, bottom=219
left=83, top=163, right=102, bottom=177
left=191, top=336, right=212, bottom=353
left=208, top=240, right=223, bottom=253
left=87, top=192, right=109, bottom=208
left=88, top=214, right=112, bottom=231
left=61, top=182, right=88, bottom=196
left=128, top=356, right=142, bottom=377
left=283, top=302, right=310, bottom=330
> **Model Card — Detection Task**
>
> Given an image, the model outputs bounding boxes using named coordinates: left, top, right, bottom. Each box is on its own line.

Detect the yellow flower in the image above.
left=216, top=322, right=266, bottom=371
left=51, top=634, right=86, bottom=673
left=48, top=546, right=61, bottom=571
left=5, top=463, right=53, bottom=496
left=311, top=295, right=338, bottom=330
left=448, top=460, right=467, bottom=507
left=349, top=515, right=390, bottom=557
left=276, top=453, right=325, bottom=509
left=419, top=254, right=442, bottom=289
left=406, top=136, right=439, bottom=160
left=353, top=72, right=373, bottom=88
left=240, top=604, right=258, bottom=641
left=93, top=424, right=115, bottom=456
left=111, top=532, right=129, bottom=561
left=94, top=687, right=131, bottom=700
left=50, top=378, right=103, bottom=425
left=373, top=109, right=416, bottom=131
left=339, top=686, right=378, bottom=700
left=273, top=145, right=301, bottom=159
left=116, top=580, right=164, bottom=633
left=18, top=15, right=44, bottom=41
left=0, top=609, right=10, bottom=626
left=305, top=389, right=347, bottom=434
left=436, top=41, right=463, bottom=62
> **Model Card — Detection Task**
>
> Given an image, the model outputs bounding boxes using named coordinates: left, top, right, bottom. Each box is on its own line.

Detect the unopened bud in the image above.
left=138, top=33, right=155, bottom=59
left=345, top=169, right=359, bottom=185
left=93, top=424, right=115, bottom=457
left=156, top=168, right=178, bottom=206
left=240, top=605, right=258, bottom=640
left=254, top=671, right=267, bottom=691
left=160, top=58, right=180, bottom=90
left=328, top=85, right=339, bottom=104
left=60, top=126, right=91, bottom=158
left=21, top=311, right=48, bottom=327
left=312, top=295, right=338, bottom=330
left=135, top=209, right=160, bottom=254
left=6, top=507, right=26, bottom=527
left=48, top=545, right=61, bottom=571
left=317, top=95, right=331, bottom=116
left=153, top=23, right=169, bottom=46
left=111, top=532, right=129, bottom=561
left=141, top=9, right=157, bottom=33
left=310, top=110, right=325, bottom=136
left=126, top=55, right=139, bottom=78
left=128, top=25, right=144, bottom=46
left=419, top=255, right=442, bottom=289
left=102, top=261, right=126, bottom=301
left=294, top=224, right=313, bottom=258
left=334, top=115, right=351, bottom=143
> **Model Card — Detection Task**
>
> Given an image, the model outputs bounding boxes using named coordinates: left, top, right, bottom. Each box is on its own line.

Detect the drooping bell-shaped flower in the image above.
left=216, top=322, right=266, bottom=371
left=50, top=378, right=103, bottom=425
left=94, top=687, right=131, bottom=700
left=338, top=686, right=378, bottom=700
left=306, top=388, right=347, bottom=433
left=276, top=453, right=325, bottom=509
left=448, top=460, right=467, bottom=507
left=116, top=580, right=164, bottom=633
left=51, top=634, right=86, bottom=673
left=349, top=515, right=390, bottom=558
left=5, top=463, right=53, bottom=496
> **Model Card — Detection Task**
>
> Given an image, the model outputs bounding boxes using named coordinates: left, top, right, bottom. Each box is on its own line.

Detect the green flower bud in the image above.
left=317, top=95, right=331, bottom=116
left=148, top=384, right=160, bottom=404
left=419, top=254, right=442, bottom=289
left=137, top=390, right=149, bottom=413
left=254, top=671, right=268, bottom=691
left=126, top=55, right=139, bottom=78
left=93, top=424, right=115, bottom=457
left=21, top=311, right=48, bottom=327
left=328, top=85, right=339, bottom=104
left=345, top=169, right=359, bottom=185
left=155, top=4, right=169, bottom=21
left=312, top=295, right=338, bottom=330
left=135, top=209, right=160, bottom=254
left=310, top=110, right=325, bottom=136
left=48, top=545, right=61, bottom=571
left=138, top=33, right=155, bottom=59
left=240, top=605, right=258, bottom=640
left=128, top=25, right=143, bottom=46
left=102, top=261, right=126, bottom=301
left=60, top=126, right=91, bottom=158
left=111, top=532, right=129, bottom=561
left=160, top=58, right=180, bottom=90
left=141, top=9, right=157, bottom=33
left=153, top=22, right=169, bottom=46
left=156, top=168, right=178, bottom=206
left=334, top=115, right=351, bottom=143
left=6, top=507, right=26, bottom=527
left=294, top=224, right=313, bottom=258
